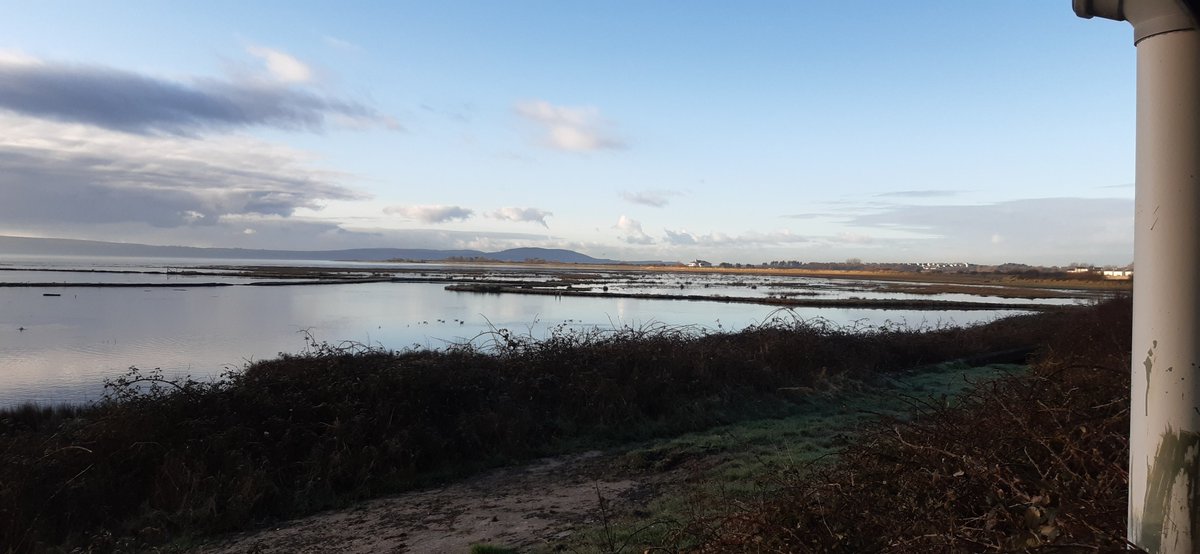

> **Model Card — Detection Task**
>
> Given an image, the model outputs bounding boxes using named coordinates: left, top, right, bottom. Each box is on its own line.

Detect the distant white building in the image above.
left=1102, top=269, right=1133, bottom=280
left=918, top=262, right=969, bottom=270
left=686, top=260, right=712, bottom=268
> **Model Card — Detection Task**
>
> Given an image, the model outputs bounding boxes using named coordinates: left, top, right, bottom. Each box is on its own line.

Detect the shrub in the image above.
left=685, top=297, right=1132, bottom=551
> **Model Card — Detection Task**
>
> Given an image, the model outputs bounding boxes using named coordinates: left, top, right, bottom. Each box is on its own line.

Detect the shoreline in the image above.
left=0, top=263, right=1121, bottom=311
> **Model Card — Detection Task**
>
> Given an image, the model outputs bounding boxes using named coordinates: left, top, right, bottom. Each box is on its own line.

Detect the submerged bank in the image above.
left=445, top=282, right=1060, bottom=311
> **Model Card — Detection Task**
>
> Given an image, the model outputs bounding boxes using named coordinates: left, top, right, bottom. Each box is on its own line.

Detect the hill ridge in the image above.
left=0, top=235, right=622, bottom=264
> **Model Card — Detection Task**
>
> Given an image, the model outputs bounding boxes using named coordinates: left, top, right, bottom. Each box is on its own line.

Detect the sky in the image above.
left=0, top=1, right=1139, bottom=265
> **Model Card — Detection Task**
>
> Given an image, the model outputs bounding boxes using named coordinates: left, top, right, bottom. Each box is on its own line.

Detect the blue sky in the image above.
left=0, top=1, right=1137, bottom=264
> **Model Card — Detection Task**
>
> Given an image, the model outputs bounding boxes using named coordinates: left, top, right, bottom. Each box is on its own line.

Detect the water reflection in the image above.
left=0, top=280, right=1029, bottom=406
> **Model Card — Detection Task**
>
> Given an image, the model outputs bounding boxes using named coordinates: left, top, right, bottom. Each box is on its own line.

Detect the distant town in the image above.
left=681, top=259, right=1133, bottom=280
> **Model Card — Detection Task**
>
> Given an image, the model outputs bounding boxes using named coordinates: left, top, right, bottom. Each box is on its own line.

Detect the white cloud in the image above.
left=621, top=190, right=680, bottom=208
left=615, top=215, right=654, bottom=244
left=383, top=204, right=474, bottom=224
left=615, top=216, right=643, bottom=234
left=246, top=46, right=313, bottom=84
left=515, top=100, right=624, bottom=152
left=489, top=207, right=552, bottom=228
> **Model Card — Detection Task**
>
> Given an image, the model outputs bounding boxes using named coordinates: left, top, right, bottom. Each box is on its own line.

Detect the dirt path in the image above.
left=191, top=363, right=1018, bottom=554
left=194, top=451, right=659, bottom=553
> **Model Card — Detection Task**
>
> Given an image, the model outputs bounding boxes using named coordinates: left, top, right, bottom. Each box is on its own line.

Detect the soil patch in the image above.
left=194, top=451, right=649, bottom=553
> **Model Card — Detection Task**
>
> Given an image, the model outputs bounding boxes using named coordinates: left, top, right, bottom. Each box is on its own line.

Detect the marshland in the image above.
left=0, top=258, right=1135, bottom=552
left=0, top=257, right=1120, bottom=406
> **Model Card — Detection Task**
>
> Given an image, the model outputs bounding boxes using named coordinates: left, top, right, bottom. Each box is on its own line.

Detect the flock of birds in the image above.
left=408, top=318, right=467, bottom=327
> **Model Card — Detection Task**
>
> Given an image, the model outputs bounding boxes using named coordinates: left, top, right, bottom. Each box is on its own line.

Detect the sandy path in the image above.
left=195, top=451, right=654, bottom=553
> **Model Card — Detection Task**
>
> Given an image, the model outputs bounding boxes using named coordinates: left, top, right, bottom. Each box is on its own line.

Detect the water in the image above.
left=0, top=256, right=1042, bottom=406
left=570, top=273, right=1088, bottom=306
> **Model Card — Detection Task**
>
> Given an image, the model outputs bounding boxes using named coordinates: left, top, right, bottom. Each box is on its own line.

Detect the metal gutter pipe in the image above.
left=1074, top=1, right=1200, bottom=551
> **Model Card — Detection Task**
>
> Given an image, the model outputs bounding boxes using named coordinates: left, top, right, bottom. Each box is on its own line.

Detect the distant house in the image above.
left=1102, top=269, right=1133, bottom=280
left=918, top=262, right=969, bottom=271
left=686, top=260, right=712, bottom=268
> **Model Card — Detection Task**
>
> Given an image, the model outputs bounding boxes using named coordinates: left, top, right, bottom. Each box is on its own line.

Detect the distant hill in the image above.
left=481, top=247, right=611, bottom=264
left=0, top=235, right=625, bottom=265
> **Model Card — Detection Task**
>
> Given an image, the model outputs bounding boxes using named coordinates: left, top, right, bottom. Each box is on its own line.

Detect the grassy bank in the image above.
left=547, top=361, right=1029, bottom=553
left=1, top=307, right=1075, bottom=552
left=677, top=296, right=1132, bottom=551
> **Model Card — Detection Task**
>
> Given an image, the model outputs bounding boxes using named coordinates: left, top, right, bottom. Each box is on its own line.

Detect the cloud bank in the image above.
left=0, top=115, right=360, bottom=228
left=0, top=55, right=394, bottom=135
left=850, top=197, right=1133, bottom=264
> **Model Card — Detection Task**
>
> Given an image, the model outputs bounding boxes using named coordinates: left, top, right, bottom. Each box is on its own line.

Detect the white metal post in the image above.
left=1130, top=27, right=1200, bottom=552
left=1074, top=1, right=1200, bottom=551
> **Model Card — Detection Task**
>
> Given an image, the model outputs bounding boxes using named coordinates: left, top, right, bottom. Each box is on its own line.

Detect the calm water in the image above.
left=0, top=256, right=1035, bottom=406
